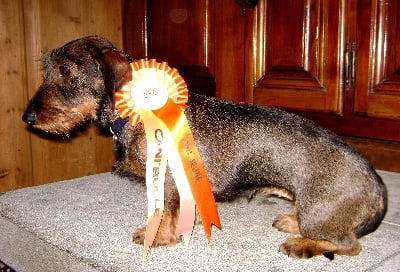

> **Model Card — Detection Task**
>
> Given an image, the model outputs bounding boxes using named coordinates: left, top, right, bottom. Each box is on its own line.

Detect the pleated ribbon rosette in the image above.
left=114, top=59, right=221, bottom=258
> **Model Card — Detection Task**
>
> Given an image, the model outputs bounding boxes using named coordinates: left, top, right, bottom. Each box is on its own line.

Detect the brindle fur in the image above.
left=22, top=36, right=387, bottom=259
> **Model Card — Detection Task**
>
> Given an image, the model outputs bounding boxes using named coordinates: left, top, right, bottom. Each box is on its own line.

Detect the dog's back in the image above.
left=186, top=92, right=387, bottom=240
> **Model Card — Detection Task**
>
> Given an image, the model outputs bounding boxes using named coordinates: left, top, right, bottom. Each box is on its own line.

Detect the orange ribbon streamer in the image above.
left=114, top=59, right=221, bottom=258
left=153, top=99, right=221, bottom=241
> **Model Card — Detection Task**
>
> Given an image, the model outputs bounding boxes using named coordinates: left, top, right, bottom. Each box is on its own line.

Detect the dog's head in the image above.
left=22, top=36, right=132, bottom=136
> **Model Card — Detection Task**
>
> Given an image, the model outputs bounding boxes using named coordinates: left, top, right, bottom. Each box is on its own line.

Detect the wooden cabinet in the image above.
left=124, top=0, right=400, bottom=172
left=249, top=0, right=400, bottom=142
left=0, top=0, right=122, bottom=191
left=248, top=0, right=400, bottom=170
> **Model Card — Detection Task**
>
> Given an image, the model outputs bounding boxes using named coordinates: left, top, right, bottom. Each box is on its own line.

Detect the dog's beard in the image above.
left=30, top=100, right=98, bottom=137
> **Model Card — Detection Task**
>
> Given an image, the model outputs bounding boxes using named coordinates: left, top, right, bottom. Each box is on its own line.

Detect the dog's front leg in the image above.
left=133, top=169, right=180, bottom=246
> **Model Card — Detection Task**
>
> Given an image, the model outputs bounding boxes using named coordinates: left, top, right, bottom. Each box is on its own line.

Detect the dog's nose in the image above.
left=22, top=110, right=37, bottom=125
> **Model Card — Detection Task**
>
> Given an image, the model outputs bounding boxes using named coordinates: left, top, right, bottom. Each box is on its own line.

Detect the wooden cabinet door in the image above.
left=251, top=0, right=345, bottom=114
left=355, top=0, right=400, bottom=120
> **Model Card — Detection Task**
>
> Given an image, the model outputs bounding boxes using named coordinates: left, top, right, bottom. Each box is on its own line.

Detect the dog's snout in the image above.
left=22, top=109, right=37, bottom=125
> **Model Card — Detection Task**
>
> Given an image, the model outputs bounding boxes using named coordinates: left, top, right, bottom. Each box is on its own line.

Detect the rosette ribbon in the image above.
left=115, top=59, right=221, bottom=258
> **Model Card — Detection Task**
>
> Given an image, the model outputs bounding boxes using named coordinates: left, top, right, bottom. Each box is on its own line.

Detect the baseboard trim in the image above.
left=344, top=137, right=400, bottom=173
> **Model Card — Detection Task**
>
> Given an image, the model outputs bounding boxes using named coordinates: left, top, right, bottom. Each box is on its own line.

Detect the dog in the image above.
left=22, top=36, right=387, bottom=259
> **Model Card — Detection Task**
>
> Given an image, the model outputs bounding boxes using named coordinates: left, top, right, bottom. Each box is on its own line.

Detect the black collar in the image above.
left=109, top=117, right=129, bottom=136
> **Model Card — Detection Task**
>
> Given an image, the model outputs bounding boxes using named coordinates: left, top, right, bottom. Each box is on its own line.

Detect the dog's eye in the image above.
left=59, top=65, right=71, bottom=77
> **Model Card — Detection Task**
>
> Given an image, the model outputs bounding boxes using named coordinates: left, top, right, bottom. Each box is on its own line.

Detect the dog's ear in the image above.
left=77, top=36, right=115, bottom=50
left=100, top=48, right=133, bottom=99
left=88, top=45, right=133, bottom=106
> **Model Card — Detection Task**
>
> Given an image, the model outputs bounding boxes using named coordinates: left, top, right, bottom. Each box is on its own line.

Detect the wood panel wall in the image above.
left=0, top=0, right=123, bottom=191
left=0, top=0, right=32, bottom=191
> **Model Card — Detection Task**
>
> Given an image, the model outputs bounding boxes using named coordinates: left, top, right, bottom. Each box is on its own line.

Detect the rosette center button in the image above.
left=133, top=79, right=169, bottom=110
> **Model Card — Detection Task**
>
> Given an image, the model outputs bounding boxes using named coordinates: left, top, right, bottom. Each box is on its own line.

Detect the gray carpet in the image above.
left=0, top=170, right=399, bottom=272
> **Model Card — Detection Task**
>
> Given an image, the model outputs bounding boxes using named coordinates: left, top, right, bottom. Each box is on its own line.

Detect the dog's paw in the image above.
left=133, top=226, right=146, bottom=245
left=272, top=214, right=300, bottom=234
left=279, top=237, right=336, bottom=259
left=279, top=238, right=314, bottom=258
left=152, top=231, right=178, bottom=246
left=132, top=226, right=178, bottom=246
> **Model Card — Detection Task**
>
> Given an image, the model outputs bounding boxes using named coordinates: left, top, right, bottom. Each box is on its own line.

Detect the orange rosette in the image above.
left=114, top=59, right=221, bottom=259
left=115, top=59, right=188, bottom=126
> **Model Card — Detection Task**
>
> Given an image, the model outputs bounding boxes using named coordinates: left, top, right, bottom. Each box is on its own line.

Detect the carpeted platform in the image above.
left=0, top=170, right=399, bottom=271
